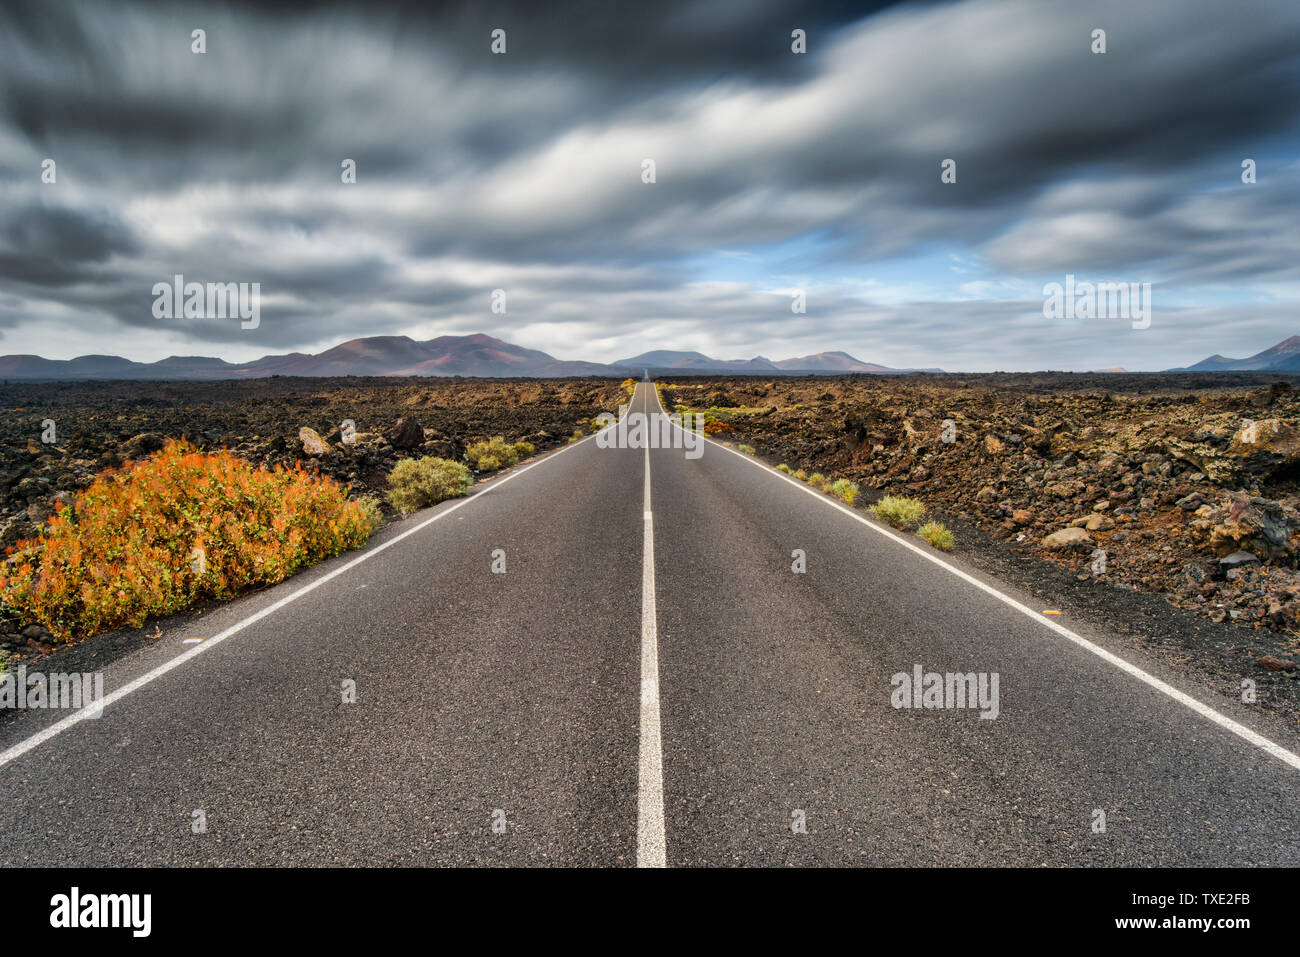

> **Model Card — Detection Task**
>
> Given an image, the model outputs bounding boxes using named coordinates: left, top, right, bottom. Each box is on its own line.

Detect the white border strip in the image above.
left=0, top=430, right=608, bottom=771
left=637, top=385, right=667, bottom=868
left=651, top=385, right=1300, bottom=773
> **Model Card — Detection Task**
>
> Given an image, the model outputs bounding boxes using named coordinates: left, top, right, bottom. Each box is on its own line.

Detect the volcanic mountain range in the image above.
left=4, top=332, right=1300, bottom=380
left=0, top=333, right=938, bottom=380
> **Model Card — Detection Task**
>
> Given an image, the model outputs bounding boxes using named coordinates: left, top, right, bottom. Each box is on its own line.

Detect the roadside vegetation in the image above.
left=774, top=462, right=861, bottom=505
left=464, top=436, right=534, bottom=472
left=386, top=456, right=472, bottom=513
left=0, top=440, right=376, bottom=642
left=825, top=478, right=860, bottom=506
left=356, top=495, right=385, bottom=532
left=918, top=520, right=955, bottom=551
left=870, top=494, right=928, bottom=529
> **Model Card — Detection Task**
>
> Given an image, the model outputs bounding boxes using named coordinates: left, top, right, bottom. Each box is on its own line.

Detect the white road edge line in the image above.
left=0, top=429, right=609, bottom=771
left=637, top=385, right=668, bottom=868
left=650, top=384, right=1300, bottom=774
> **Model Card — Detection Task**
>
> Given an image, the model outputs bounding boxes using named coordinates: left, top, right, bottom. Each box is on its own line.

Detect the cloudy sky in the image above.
left=1, top=0, right=1298, bottom=371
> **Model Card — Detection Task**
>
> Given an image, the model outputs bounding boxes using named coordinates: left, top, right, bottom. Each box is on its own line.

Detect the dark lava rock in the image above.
left=384, top=416, right=424, bottom=450
left=120, top=432, right=165, bottom=460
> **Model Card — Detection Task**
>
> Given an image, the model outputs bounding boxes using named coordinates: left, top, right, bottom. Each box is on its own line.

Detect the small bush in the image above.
left=776, top=464, right=792, bottom=473
left=0, top=649, right=11, bottom=677
left=738, top=444, right=756, bottom=455
left=871, top=494, right=927, bottom=528
left=357, top=496, right=385, bottom=534
left=386, top=456, right=472, bottom=515
left=809, top=472, right=825, bottom=485
left=465, top=436, right=528, bottom=471
left=704, top=420, right=731, bottom=434
left=0, top=440, right=374, bottom=642
left=793, top=469, right=808, bottom=481
left=829, top=478, right=860, bottom=505
left=569, top=429, right=584, bottom=444
left=621, top=378, right=637, bottom=397
left=918, top=521, right=954, bottom=551
left=512, top=441, right=535, bottom=458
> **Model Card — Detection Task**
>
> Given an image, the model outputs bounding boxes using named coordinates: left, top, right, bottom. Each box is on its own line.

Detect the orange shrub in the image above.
left=704, top=420, right=732, bottom=434
left=0, top=440, right=374, bottom=641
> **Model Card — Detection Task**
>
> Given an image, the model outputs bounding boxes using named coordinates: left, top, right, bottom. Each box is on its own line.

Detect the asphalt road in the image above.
left=1, top=382, right=1298, bottom=866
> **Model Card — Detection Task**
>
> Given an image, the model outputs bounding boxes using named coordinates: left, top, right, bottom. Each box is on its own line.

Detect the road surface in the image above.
left=1, top=383, right=1298, bottom=866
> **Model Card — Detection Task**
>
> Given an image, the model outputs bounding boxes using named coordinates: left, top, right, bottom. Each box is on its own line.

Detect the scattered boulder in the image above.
left=1192, top=493, right=1300, bottom=562
left=0, top=517, right=38, bottom=547
left=1082, top=513, right=1114, bottom=532
left=384, top=416, right=424, bottom=450
left=1046, top=481, right=1082, bottom=499
left=1230, top=417, right=1300, bottom=461
left=298, top=427, right=329, bottom=456
left=120, top=433, right=165, bottom=460
left=1042, top=527, right=1093, bottom=550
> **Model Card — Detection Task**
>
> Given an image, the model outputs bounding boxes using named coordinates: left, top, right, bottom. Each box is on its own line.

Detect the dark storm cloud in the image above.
left=0, top=0, right=1297, bottom=367
left=0, top=203, right=138, bottom=286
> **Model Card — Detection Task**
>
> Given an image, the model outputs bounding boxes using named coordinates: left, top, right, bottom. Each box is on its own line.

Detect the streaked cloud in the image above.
left=0, top=0, right=1297, bottom=370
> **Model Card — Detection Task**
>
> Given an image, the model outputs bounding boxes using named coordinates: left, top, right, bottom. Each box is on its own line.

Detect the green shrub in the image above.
left=0, top=649, right=11, bottom=678
left=776, top=464, right=792, bottom=473
left=871, top=494, right=927, bottom=528
left=466, top=436, right=528, bottom=471
left=386, top=456, right=472, bottom=514
left=918, top=521, right=954, bottom=551
left=738, top=444, right=756, bottom=455
left=829, top=478, right=860, bottom=505
left=0, top=440, right=374, bottom=642
left=512, top=441, right=535, bottom=458
left=793, top=469, right=808, bottom=481
left=809, top=472, right=825, bottom=485
left=357, top=496, right=385, bottom=534
left=569, top=429, right=584, bottom=444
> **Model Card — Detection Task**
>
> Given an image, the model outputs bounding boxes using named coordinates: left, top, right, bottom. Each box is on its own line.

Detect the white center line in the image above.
left=637, top=385, right=667, bottom=868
